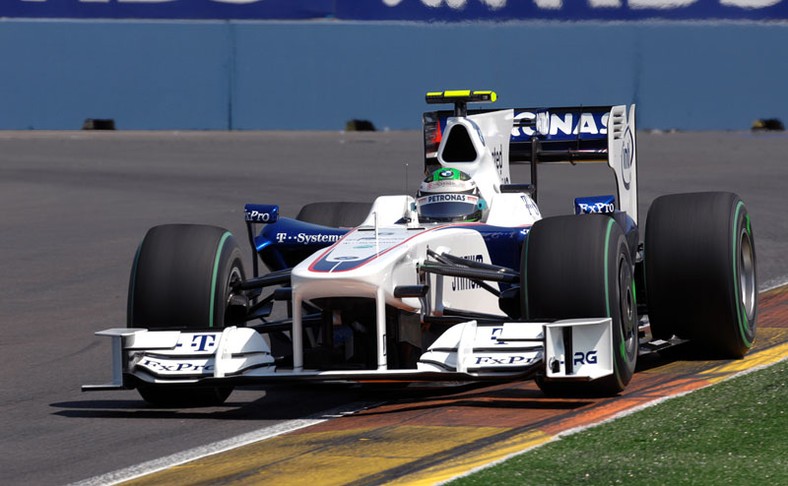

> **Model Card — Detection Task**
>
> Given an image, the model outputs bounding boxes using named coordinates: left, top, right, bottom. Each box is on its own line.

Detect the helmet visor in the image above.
left=417, top=194, right=481, bottom=222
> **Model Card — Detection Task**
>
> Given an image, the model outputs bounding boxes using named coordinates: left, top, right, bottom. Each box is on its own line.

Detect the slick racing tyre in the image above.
left=523, top=215, right=638, bottom=396
left=645, top=192, right=757, bottom=358
left=296, top=201, right=372, bottom=228
left=128, top=224, right=247, bottom=406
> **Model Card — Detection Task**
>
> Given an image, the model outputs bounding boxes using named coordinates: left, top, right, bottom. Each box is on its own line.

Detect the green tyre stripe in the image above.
left=209, top=232, right=233, bottom=328
left=731, top=201, right=752, bottom=348
left=603, top=218, right=628, bottom=370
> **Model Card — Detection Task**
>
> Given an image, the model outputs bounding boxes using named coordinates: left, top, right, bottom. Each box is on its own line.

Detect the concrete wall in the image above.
left=1, top=20, right=786, bottom=130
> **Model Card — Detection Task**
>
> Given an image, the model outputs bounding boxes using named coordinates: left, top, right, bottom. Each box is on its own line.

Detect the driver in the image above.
left=416, top=168, right=487, bottom=223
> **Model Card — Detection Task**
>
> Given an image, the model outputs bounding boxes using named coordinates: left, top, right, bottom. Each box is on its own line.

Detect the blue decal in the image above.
left=1, top=1, right=785, bottom=21
left=245, top=204, right=279, bottom=224
left=256, top=217, right=349, bottom=271
left=573, top=350, right=599, bottom=366
left=191, top=334, right=217, bottom=352
left=575, top=195, right=617, bottom=215
left=0, top=0, right=335, bottom=20
left=309, top=253, right=378, bottom=273
left=438, top=223, right=529, bottom=272
left=429, top=107, right=612, bottom=149
left=510, top=109, right=610, bottom=143
left=339, top=1, right=788, bottom=22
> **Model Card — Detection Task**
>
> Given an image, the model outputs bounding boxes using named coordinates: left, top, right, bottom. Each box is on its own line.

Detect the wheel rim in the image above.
left=619, top=258, right=637, bottom=357
left=224, top=264, right=244, bottom=325
left=227, top=265, right=243, bottom=290
left=739, top=230, right=756, bottom=321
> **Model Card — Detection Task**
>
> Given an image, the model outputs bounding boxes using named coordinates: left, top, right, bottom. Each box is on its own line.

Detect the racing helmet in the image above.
left=416, top=168, right=486, bottom=223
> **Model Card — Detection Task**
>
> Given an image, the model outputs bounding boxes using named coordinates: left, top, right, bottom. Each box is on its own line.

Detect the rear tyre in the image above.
left=645, top=192, right=757, bottom=358
left=296, top=201, right=372, bottom=228
left=128, top=224, right=247, bottom=406
left=523, top=215, right=637, bottom=396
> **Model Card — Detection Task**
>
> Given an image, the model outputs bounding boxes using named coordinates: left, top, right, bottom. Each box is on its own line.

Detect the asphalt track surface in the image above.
left=1, top=130, right=786, bottom=485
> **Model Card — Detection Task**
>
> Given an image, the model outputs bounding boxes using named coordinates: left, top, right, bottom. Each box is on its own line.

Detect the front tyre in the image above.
left=128, top=224, right=247, bottom=406
left=129, top=224, right=246, bottom=330
left=523, top=215, right=638, bottom=396
left=645, top=192, right=757, bottom=358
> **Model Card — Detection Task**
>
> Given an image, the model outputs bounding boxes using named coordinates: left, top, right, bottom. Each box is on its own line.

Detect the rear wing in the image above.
left=425, top=106, right=610, bottom=162
left=423, top=102, right=638, bottom=223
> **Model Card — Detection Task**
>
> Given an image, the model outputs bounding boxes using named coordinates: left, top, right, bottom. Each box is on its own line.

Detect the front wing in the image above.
left=83, top=318, right=615, bottom=391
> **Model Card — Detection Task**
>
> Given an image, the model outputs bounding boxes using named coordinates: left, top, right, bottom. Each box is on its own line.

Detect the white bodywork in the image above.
left=286, top=107, right=538, bottom=373
left=608, top=105, right=638, bottom=224
left=87, top=316, right=614, bottom=386
left=291, top=223, right=514, bottom=371
left=86, top=104, right=638, bottom=390
left=437, top=110, right=515, bottom=200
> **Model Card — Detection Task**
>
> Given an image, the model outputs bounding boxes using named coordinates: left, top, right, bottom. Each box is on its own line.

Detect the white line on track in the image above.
left=69, top=401, right=377, bottom=486
left=762, top=277, right=788, bottom=292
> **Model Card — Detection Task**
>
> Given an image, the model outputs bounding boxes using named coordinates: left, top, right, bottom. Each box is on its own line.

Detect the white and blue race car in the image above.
left=85, top=91, right=758, bottom=406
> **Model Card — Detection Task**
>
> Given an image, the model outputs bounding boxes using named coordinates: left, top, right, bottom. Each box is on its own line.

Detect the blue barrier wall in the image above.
left=1, top=20, right=786, bottom=130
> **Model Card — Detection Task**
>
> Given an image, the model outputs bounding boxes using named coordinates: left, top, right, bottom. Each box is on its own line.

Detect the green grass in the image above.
left=451, top=360, right=787, bottom=485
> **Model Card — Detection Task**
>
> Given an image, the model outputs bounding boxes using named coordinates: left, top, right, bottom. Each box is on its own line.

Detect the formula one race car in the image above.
left=84, top=91, right=758, bottom=406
